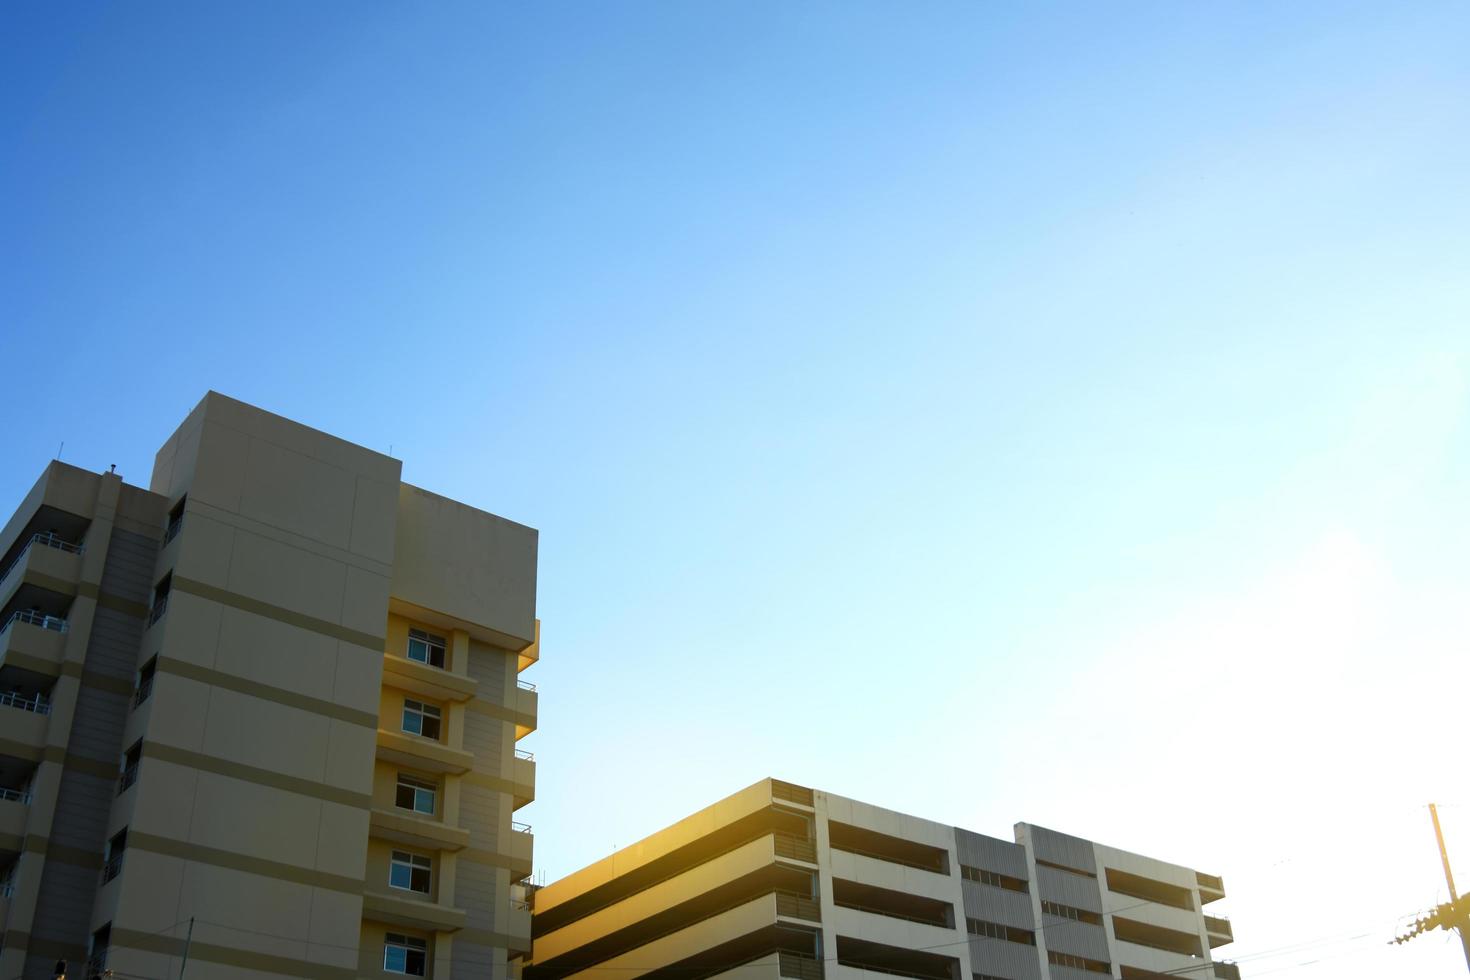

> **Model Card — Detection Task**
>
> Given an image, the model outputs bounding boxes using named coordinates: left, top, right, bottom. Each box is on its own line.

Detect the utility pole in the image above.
left=1430, top=804, right=1470, bottom=974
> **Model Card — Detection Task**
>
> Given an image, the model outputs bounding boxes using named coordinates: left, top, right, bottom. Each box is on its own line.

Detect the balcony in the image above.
left=0, top=787, right=31, bottom=840
left=362, top=888, right=467, bottom=933
left=382, top=652, right=478, bottom=704
left=1213, top=961, right=1241, bottom=980
left=375, top=729, right=474, bottom=775
left=515, top=678, right=538, bottom=740
left=369, top=807, right=470, bottom=852
left=0, top=533, right=83, bottom=608
left=835, top=935, right=960, bottom=980
left=0, top=690, right=49, bottom=748
left=505, top=895, right=532, bottom=957
left=1197, top=871, right=1225, bottom=904
left=1204, top=914, right=1233, bottom=948
left=508, top=821, right=533, bottom=877
left=0, top=612, right=68, bottom=678
left=512, top=749, right=536, bottom=809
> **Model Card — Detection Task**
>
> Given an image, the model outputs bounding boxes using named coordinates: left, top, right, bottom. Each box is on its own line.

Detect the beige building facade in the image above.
left=527, top=780, right=1238, bottom=980
left=0, top=393, right=539, bottom=979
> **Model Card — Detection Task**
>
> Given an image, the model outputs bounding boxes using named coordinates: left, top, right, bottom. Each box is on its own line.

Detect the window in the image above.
left=88, top=923, right=111, bottom=974
left=118, top=741, right=142, bottom=795
left=148, top=573, right=171, bottom=626
left=396, top=774, right=437, bottom=815
left=401, top=699, right=442, bottom=740
left=163, top=495, right=186, bottom=545
left=384, top=933, right=427, bottom=976
left=102, top=829, right=127, bottom=883
left=134, top=657, right=157, bottom=707
left=966, top=918, right=1034, bottom=946
left=1041, top=900, right=1102, bottom=925
left=390, top=850, right=432, bottom=894
left=961, top=864, right=1028, bottom=892
left=407, top=628, right=446, bottom=669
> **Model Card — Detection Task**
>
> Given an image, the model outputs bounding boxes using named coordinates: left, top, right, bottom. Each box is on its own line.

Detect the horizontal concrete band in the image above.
left=22, top=573, right=152, bottom=620
left=465, top=696, right=536, bottom=730
left=458, top=927, right=528, bottom=948
left=2, top=930, right=84, bottom=961
left=112, top=927, right=359, bottom=980
left=156, top=656, right=380, bottom=729
left=461, top=847, right=533, bottom=872
left=172, top=573, right=387, bottom=652
left=141, top=740, right=375, bottom=809
left=128, top=830, right=366, bottom=894
left=0, top=738, right=117, bottom=780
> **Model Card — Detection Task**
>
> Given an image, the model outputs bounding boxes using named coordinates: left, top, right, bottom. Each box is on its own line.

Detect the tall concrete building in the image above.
left=0, top=393, right=539, bottom=979
left=526, top=779, right=1238, bottom=980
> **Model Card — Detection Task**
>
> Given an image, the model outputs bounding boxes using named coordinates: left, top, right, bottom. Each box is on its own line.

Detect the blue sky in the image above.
left=5, top=3, right=1470, bottom=977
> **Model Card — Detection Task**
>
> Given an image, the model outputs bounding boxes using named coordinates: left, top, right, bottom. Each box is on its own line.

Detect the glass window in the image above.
left=407, top=628, right=447, bottom=669
left=401, top=699, right=442, bottom=740
left=384, top=933, right=427, bottom=976
left=396, top=774, right=437, bottom=815
left=390, top=851, right=432, bottom=894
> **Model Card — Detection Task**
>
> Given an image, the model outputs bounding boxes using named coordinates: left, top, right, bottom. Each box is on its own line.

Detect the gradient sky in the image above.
left=5, top=3, right=1470, bottom=978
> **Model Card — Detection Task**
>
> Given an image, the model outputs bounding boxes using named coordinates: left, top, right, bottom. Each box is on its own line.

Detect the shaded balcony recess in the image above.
left=529, top=922, right=821, bottom=980
left=1122, top=967, right=1200, bottom=980
left=833, top=878, right=954, bottom=928
left=0, top=506, right=90, bottom=580
left=1213, top=961, right=1241, bottom=980
left=1113, top=916, right=1204, bottom=958
left=0, top=754, right=37, bottom=801
left=1197, top=871, right=1226, bottom=904
left=534, top=805, right=815, bottom=935
left=1105, top=868, right=1195, bottom=911
left=828, top=821, right=949, bottom=875
left=532, top=865, right=817, bottom=978
left=0, top=531, right=84, bottom=589
left=836, top=935, right=959, bottom=980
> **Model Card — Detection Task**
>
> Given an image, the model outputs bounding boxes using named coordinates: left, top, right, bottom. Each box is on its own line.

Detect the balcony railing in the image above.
left=147, top=594, right=169, bottom=626
left=0, top=532, right=84, bottom=587
left=510, top=897, right=531, bottom=912
left=779, top=952, right=825, bottom=980
left=0, top=690, right=50, bottom=715
left=516, top=678, right=537, bottom=692
left=512, top=820, right=532, bottom=834
left=1, top=609, right=68, bottom=634
left=775, top=890, right=822, bottom=922
left=515, top=748, right=535, bottom=762
left=774, top=834, right=817, bottom=863
left=162, top=514, right=183, bottom=546
left=118, top=763, right=139, bottom=794
left=0, top=788, right=31, bottom=804
left=134, top=675, right=154, bottom=707
left=101, top=853, right=124, bottom=883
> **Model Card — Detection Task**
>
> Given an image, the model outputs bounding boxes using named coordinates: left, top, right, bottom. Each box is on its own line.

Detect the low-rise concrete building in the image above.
left=0, top=392, right=539, bottom=979
left=527, top=779, right=1237, bottom=980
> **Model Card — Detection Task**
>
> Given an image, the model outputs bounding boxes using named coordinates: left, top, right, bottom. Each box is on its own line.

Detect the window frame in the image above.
left=395, top=773, right=438, bottom=816
left=401, top=698, right=442, bottom=740
left=383, top=933, right=428, bottom=976
left=406, top=628, right=447, bottom=670
left=389, top=849, right=433, bottom=895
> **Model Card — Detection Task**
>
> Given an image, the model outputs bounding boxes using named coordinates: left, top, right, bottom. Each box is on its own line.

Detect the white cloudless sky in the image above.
left=4, top=3, right=1469, bottom=977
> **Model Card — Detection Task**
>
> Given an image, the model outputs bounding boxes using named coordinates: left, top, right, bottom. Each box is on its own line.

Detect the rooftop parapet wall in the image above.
left=391, top=482, right=538, bottom=649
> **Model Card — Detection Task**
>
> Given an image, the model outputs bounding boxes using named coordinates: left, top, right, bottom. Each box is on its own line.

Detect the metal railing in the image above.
left=1, top=609, right=69, bottom=634
left=773, top=834, right=817, bottom=863
left=509, top=897, right=531, bottom=912
left=119, top=763, right=139, bottom=794
left=512, top=820, right=532, bottom=834
left=102, top=853, right=124, bottom=883
left=134, top=675, right=154, bottom=707
left=0, top=532, right=84, bottom=587
left=148, top=594, right=169, bottom=626
left=162, top=514, right=184, bottom=546
left=0, top=690, right=50, bottom=715
left=0, top=788, right=31, bottom=804
left=778, top=952, right=825, bottom=980
left=515, top=748, right=535, bottom=762
left=774, top=890, right=822, bottom=922
left=516, top=678, right=537, bottom=692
